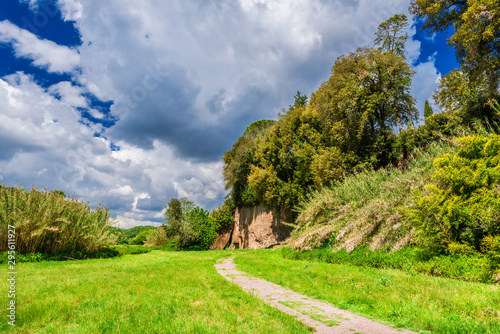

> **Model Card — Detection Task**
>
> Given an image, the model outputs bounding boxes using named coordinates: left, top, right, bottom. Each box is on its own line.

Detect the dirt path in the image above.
left=215, top=257, right=417, bottom=334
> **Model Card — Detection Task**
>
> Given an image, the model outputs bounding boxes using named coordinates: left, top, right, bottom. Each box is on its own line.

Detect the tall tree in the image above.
left=374, top=14, right=409, bottom=57
left=410, top=0, right=500, bottom=94
left=310, top=47, right=418, bottom=156
left=223, top=119, right=275, bottom=207
left=374, top=14, right=411, bottom=132
left=424, top=100, right=434, bottom=119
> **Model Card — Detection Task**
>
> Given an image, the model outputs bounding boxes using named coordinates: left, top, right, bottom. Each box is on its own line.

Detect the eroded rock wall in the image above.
left=227, top=204, right=292, bottom=249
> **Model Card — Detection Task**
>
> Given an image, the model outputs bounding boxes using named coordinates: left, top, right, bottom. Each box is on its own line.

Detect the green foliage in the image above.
left=162, top=198, right=217, bottom=250
left=209, top=198, right=235, bottom=231
left=242, top=47, right=418, bottom=212
left=130, top=228, right=154, bottom=245
left=223, top=119, right=274, bottom=207
left=288, top=91, right=308, bottom=109
left=424, top=99, right=433, bottom=119
left=0, top=185, right=117, bottom=254
left=164, top=197, right=195, bottom=238
left=248, top=106, right=323, bottom=209
left=410, top=0, right=500, bottom=94
left=433, top=67, right=495, bottom=121
left=186, top=207, right=217, bottom=250
left=280, top=246, right=490, bottom=282
left=374, top=14, right=409, bottom=57
left=109, top=225, right=155, bottom=245
left=481, top=235, right=500, bottom=278
left=291, top=139, right=458, bottom=251
left=242, top=119, right=275, bottom=138
left=144, top=227, right=169, bottom=246
left=408, top=134, right=500, bottom=253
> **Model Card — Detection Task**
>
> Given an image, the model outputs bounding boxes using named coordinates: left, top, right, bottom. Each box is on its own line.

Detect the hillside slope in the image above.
left=289, top=140, right=458, bottom=251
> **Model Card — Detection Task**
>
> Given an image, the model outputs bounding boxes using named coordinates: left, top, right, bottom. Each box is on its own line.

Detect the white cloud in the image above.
left=411, top=53, right=442, bottom=121
left=58, top=0, right=83, bottom=21
left=0, top=0, right=444, bottom=228
left=48, top=81, right=87, bottom=108
left=0, top=73, right=225, bottom=225
left=0, top=20, right=79, bottom=73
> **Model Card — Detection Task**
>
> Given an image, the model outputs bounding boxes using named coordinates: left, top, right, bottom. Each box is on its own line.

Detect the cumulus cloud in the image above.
left=72, top=0, right=418, bottom=160
left=57, top=0, right=83, bottom=21
left=0, top=73, right=225, bottom=226
left=0, top=20, right=79, bottom=73
left=0, top=0, right=444, bottom=227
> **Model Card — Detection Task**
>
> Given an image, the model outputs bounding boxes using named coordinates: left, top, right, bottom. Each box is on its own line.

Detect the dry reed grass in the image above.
left=0, top=185, right=117, bottom=254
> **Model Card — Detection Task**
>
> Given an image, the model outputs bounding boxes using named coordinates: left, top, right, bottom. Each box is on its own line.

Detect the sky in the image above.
left=0, top=0, right=459, bottom=228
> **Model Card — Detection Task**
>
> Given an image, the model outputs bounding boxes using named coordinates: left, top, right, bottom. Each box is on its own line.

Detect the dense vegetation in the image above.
left=144, top=197, right=235, bottom=250
left=216, top=8, right=500, bottom=283
left=0, top=185, right=116, bottom=255
left=109, top=225, right=155, bottom=245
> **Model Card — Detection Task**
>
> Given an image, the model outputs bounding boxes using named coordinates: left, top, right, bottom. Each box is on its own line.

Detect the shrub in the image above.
left=407, top=134, right=500, bottom=253
left=0, top=185, right=117, bottom=254
left=130, top=228, right=153, bottom=245
left=209, top=198, right=235, bottom=231
left=145, top=227, right=169, bottom=246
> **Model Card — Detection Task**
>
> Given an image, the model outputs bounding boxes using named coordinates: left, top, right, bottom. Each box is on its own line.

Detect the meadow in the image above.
left=0, top=250, right=311, bottom=334
left=235, top=249, right=500, bottom=334
left=2, top=248, right=500, bottom=333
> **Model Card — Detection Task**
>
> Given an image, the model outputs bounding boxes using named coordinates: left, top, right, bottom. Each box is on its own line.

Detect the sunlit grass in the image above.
left=0, top=250, right=312, bottom=333
left=235, top=249, right=500, bottom=334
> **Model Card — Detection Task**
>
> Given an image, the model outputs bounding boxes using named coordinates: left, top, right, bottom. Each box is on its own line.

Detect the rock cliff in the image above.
left=211, top=204, right=292, bottom=249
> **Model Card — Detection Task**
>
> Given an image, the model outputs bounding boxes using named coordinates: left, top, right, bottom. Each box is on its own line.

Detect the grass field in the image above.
left=3, top=249, right=500, bottom=333
left=0, top=250, right=311, bottom=333
left=234, top=249, right=500, bottom=334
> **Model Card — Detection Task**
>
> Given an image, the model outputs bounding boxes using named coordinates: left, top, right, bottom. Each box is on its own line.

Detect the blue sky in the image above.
left=0, top=0, right=459, bottom=228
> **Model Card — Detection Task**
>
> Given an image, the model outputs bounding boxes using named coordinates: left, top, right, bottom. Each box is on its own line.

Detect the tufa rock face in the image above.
left=227, top=204, right=292, bottom=249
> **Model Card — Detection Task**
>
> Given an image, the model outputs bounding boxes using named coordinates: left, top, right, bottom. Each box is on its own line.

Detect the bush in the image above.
left=130, top=228, right=153, bottom=245
left=209, top=198, right=235, bottom=231
left=407, top=134, right=500, bottom=253
left=0, top=185, right=117, bottom=254
left=145, top=227, right=169, bottom=246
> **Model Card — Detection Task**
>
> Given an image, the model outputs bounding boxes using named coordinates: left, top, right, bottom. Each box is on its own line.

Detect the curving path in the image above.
left=215, top=257, right=417, bottom=334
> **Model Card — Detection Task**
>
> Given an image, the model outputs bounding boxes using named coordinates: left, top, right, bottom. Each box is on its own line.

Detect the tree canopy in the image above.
left=374, top=14, right=409, bottom=57
left=410, top=0, right=500, bottom=93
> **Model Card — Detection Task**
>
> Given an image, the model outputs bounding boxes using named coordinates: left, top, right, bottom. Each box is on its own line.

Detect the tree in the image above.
left=374, top=14, right=409, bottom=57
left=289, top=91, right=308, bottom=110
left=163, top=197, right=195, bottom=238
left=424, top=100, right=434, bottom=119
left=410, top=0, right=500, bottom=94
left=309, top=47, right=418, bottom=163
left=163, top=198, right=216, bottom=249
left=223, top=119, right=275, bottom=207
left=432, top=67, right=492, bottom=119
left=186, top=207, right=216, bottom=250
left=248, top=105, right=323, bottom=209
left=374, top=14, right=411, bottom=132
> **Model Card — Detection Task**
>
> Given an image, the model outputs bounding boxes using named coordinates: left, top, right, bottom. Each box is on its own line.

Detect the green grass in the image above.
left=281, top=246, right=493, bottom=283
left=234, top=249, right=500, bottom=334
left=0, top=250, right=312, bottom=333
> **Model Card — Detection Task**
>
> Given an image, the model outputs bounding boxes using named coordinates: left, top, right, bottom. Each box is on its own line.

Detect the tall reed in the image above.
left=0, top=185, right=117, bottom=254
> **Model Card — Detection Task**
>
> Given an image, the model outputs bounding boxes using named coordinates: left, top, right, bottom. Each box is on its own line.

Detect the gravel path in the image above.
left=215, top=257, right=417, bottom=334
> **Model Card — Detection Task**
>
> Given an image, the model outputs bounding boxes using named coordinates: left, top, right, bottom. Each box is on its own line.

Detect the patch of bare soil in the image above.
left=215, top=257, right=417, bottom=334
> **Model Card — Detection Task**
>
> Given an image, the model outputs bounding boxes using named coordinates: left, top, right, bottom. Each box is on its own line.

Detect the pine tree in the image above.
left=424, top=100, right=433, bottom=119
